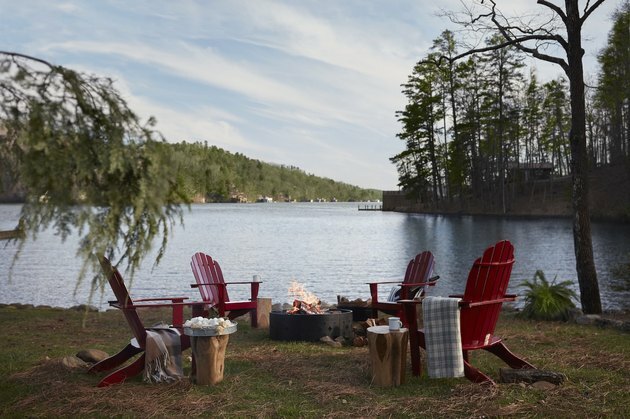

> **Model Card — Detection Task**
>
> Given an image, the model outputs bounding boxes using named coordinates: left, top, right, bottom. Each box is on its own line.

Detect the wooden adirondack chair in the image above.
left=190, top=252, right=261, bottom=327
left=401, top=240, right=535, bottom=384
left=88, top=255, right=205, bottom=387
left=367, top=251, right=439, bottom=326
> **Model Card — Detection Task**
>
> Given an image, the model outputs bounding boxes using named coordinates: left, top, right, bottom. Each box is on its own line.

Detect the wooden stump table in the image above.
left=184, top=324, right=237, bottom=385
left=256, top=298, right=272, bottom=328
left=367, top=325, right=408, bottom=387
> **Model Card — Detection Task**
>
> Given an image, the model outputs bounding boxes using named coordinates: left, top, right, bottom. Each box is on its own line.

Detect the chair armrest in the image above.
left=398, top=299, right=422, bottom=305
left=400, top=276, right=440, bottom=288
left=366, top=280, right=403, bottom=285
left=191, top=282, right=226, bottom=288
left=192, top=281, right=262, bottom=287
left=449, top=294, right=464, bottom=298
left=191, top=281, right=261, bottom=301
left=133, top=296, right=189, bottom=303
left=459, top=294, right=517, bottom=308
left=224, top=281, right=263, bottom=285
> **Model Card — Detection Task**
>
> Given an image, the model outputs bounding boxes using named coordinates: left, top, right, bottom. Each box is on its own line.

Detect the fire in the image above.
left=287, top=281, right=323, bottom=314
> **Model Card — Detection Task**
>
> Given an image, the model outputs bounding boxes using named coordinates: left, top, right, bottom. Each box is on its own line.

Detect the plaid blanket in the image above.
left=144, top=326, right=183, bottom=383
left=423, top=296, right=464, bottom=378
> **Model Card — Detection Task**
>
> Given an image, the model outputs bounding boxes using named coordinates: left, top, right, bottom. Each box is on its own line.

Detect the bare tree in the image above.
left=442, top=0, right=605, bottom=314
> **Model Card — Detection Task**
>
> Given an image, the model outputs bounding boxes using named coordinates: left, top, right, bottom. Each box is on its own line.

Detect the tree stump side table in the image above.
left=367, top=325, right=408, bottom=387
left=184, top=323, right=237, bottom=385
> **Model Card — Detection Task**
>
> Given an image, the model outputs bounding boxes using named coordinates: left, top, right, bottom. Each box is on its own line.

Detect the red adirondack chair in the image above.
left=367, top=251, right=439, bottom=326
left=401, top=240, right=535, bottom=384
left=88, top=255, right=205, bottom=387
left=190, top=252, right=261, bottom=327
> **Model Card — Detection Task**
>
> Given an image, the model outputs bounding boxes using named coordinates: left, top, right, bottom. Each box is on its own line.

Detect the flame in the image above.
left=288, top=280, right=320, bottom=306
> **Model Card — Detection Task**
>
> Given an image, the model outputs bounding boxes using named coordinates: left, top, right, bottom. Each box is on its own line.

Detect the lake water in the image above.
left=1, top=203, right=629, bottom=311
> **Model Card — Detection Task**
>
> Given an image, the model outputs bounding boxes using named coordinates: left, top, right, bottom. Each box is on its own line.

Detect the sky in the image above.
left=0, top=1, right=622, bottom=190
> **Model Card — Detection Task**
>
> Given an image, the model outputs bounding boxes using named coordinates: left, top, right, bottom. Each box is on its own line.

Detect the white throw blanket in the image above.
left=143, top=327, right=183, bottom=383
left=423, top=296, right=464, bottom=378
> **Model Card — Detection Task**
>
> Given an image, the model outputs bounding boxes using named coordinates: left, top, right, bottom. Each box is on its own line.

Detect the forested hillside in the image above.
left=0, top=139, right=380, bottom=204
left=160, top=141, right=380, bottom=203
left=392, top=3, right=630, bottom=213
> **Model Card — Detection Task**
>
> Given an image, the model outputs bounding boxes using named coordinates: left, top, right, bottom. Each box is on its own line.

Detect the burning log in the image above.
left=287, top=299, right=324, bottom=315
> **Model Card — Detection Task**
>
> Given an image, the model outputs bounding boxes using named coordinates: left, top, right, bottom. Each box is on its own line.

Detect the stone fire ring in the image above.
left=269, top=309, right=353, bottom=342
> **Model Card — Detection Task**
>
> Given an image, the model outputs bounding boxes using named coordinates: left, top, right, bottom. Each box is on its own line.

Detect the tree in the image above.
left=0, top=52, right=186, bottom=292
left=392, top=58, right=444, bottom=203
left=596, top=1, right=630, bottom=165
left=477, top=34, right=525, bottom=213
left=443, top=0, right=605, bottom=313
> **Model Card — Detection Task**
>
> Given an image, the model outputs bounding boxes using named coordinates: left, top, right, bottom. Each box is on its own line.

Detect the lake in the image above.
left=1, top=202, right=629, bottom=311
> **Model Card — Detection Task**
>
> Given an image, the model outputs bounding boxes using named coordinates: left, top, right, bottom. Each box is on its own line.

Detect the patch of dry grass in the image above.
left=1, top=306, right=629, bottom=418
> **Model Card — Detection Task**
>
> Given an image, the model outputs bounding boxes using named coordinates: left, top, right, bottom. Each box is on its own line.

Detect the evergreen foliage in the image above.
left=0, top=52, right=185, bottom=287
left=162, top=141, right=380, bottom=203
left=393, top=7, right=630, bottom=211
left=520, top=270, right=577, bottom=321
left=0, top=52, right=379, bottom=296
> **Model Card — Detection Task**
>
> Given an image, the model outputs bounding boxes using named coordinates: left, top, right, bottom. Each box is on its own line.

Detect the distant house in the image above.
left=256, top=195, right=273, bottom=203
left=507, top=162, right=554, bottom=182
left=230, top=193, right=248, bottom=203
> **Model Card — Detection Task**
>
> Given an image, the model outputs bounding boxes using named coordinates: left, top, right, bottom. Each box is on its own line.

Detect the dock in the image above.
left=358, top=204, right=382, bottom=211
left=0, top=229, right=23, bottom=240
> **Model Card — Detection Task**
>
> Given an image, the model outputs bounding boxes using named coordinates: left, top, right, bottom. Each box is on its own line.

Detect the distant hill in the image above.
left=0, top=140, right=381, bottom=204
left=163, top=141, right=381, bottom=203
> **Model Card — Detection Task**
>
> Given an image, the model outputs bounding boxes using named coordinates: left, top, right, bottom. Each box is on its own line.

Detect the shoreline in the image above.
left=2, top=302, right=628, bottom=333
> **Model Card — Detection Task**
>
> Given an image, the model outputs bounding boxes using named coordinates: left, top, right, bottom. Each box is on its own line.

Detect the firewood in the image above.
left=499, top=368, right=566, bottom=385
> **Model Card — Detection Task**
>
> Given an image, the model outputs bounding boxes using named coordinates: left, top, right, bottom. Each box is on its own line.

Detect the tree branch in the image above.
left=581, top=0, right=606, bottom=24
left=443, top=34, right=568, bottom=73
left=537, top=0, right=567, bottom=22
left=0, top=51, right=55, bottom=69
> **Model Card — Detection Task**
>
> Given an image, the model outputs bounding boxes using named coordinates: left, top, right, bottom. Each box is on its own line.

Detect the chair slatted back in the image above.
left=99, top=256, right=147, bottom=348
left=400, top=251, right=435, bottom=299
left=460, top=240, right=515, bottom=347
left=191, top=252, right=230, bottom=305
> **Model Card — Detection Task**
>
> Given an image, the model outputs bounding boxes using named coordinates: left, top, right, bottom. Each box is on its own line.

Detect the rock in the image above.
left=320, top=336, right=342, bottom=348
left=61, top=356, right=89, bottom=370
left=531, top=380, right=558, bottom=390
left=76, top=349, right=109, bottom=363
left=576, top=314, right=599, bottom=325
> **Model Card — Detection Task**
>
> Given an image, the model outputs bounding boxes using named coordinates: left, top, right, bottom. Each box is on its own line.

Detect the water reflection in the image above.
left=1, top=203, right=628, bottom=311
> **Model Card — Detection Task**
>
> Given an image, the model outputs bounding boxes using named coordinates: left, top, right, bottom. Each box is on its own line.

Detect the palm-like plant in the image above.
left=520, top=270, right=578, bottom=321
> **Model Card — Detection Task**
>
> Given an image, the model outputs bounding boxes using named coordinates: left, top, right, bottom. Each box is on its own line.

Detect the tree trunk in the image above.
left=565, top=1, right=602, bottom=314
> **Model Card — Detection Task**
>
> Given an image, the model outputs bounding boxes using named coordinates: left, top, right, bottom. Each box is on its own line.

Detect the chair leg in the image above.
left=250, top=308, right=258, bottom=328
left=403, top=302, right=423, bottom=376
left=463, top=357, right=495, bottom=384
left=88, top=343, right=142, bottom=373
left=97, top=353, right=146, bottom=387
left=485, top=341, right=535, bottom=370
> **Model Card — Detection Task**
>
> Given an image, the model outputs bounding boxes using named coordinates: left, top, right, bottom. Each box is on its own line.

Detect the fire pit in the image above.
left=269, top=281, right=353, bottom=342
left=269, top=309, right=353, bottom=342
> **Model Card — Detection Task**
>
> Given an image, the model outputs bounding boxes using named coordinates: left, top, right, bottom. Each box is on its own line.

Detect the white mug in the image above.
left=388, top=317, right=402, bottom=331
left=253, top=275, right=261, bottom=282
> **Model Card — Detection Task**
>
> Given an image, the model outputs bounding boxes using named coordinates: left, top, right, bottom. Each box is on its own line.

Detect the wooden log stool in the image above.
left=185, top=324, right=237, bottom=385
left=367, top=325, right=408, bottom=386
left=256, top=298, right=272, bottom=328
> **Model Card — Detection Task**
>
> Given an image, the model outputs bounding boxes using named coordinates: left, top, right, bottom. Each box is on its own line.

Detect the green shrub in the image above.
left=520, top=270, right=577, bottom=321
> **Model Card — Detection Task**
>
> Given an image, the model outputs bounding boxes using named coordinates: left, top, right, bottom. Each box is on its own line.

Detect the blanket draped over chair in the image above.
left=422, top=296, right=464, bottom=378
left=143, top=327, right=184, bottom=383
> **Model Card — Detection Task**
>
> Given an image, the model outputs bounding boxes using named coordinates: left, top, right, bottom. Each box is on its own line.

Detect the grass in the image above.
left=0, top=305, right=628, bottom=418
